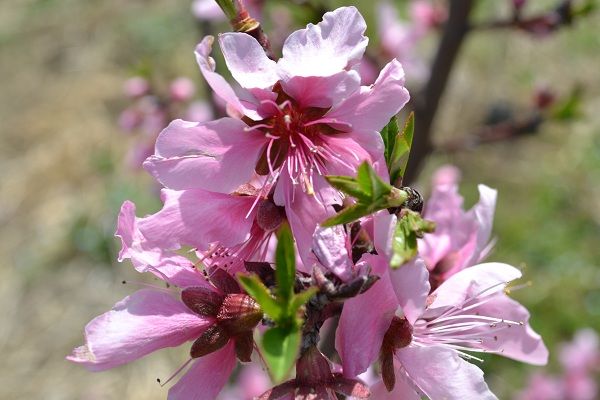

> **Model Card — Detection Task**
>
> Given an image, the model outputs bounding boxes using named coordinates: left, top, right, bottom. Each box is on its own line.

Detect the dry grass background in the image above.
left=0, top=1, right=598, bottom=399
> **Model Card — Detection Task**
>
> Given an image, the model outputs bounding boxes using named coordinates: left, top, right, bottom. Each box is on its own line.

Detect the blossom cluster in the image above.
left=69, top=7, right=548, bottom=399
left=517, top=329, right=599, bottom=400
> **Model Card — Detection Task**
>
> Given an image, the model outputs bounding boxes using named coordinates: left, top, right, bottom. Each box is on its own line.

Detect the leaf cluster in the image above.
left=238, top=224, right=316, bottom=382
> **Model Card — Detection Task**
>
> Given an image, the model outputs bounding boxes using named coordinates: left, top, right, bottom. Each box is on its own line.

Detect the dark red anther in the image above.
left=181, top=286, right=224, bottom=317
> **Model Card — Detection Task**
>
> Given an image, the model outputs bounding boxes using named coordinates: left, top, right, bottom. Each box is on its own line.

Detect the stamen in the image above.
left=158, top=358, right=194, bottom=387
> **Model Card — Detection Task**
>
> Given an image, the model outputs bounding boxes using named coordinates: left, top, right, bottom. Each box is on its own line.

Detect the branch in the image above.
left=404, top=0, right=475, bottom=184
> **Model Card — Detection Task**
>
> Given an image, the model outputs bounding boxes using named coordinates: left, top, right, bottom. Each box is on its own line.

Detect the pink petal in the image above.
left=326, top=59, right=410, bottom=134
left=278, top=7, right=368, bottom=79
left=467, top=184, right=497, bottom=266
left=428, top=262, right=522, bottom=310
left=274, top=171, right=336, bottom=271
left=396, top=346, right=498, bottom=400
left=194, top=36, right=265, bottom=120
left=372, top=212, right=396, bottom=259
left=67, top=289, right=210, bottom=371
left=144, top=118, right=265, bottom=192
left=280, top=71, right=361, bottom=109
left=336, top=254, right=398, bottom=377
left=137, top=189, right=256, bottom=250
left=370, top=374, right=421, bottom=400
left=473, top=294, right=549, bottom=365
left=324, top=134, right=386, bottom=181
left=312, top=225, right=353, bottom=282
left=388, top=259, right=430, bottom=325
left=168, top=341, right=236, bottom=400
left=116, top=201, right=207, bottom=288
left=218, top=33, right=278, bottom=90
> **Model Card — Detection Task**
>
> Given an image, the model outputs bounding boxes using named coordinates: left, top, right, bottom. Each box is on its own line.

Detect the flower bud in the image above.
left=296, top=346, right=332, bottom=385
left=217, top=294, right=263, bottom=334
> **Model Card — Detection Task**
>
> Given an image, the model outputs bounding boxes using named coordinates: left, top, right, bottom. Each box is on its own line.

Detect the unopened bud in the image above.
left=217, top=294, right=263, bottom=334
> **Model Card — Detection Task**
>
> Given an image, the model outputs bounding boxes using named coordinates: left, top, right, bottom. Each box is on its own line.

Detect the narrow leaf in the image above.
left=289, top=287, right=318, bottom=314
left=325, top=175, right=369, bottom=199
left=380, top=116, right=400, bottom=167
left=238, top=274, right=282, bottom=321
left=389, top=112, right=414, bottom=186
left=275, top=223, right=296, bottom=305
left=390, top=210, right=435, bottom=268
left=262, top=327, right=301, bottom=383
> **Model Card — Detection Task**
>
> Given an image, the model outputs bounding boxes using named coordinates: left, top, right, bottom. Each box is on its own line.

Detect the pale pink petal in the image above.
left=191, top=0, right=225, bottom=21
left=275, top=171, right=336, bottom=270
left=137, top=189, right=256, bottom=251
left=280, top=71, right=361, bottom=109
left=324, top=134, right=386, bottom=181
left=370, top=373, right=421, bottom=400
left=218, top=33, right=278, bottom=90
left=337, top=254, right=398, bottom=377
left=144, top=118, right=265, bottom=192
left=467, top=184, right=497, bottom=265
left=396, top=346, right=498, bottom=400
left=67, top=289, right=210, bottom=371
left=116, top=201, right=207, bottom=288
left=419, top=171, right=475, bottom=269
left=388, top=259, right=430, bottom=325
left=474, top=294, right=549, bottom=365
left=194, top=36, right=263, bottom=120
left=428, top=263, right=522, bottom=311
left=312, top=225, right=353, bottom=282
left=372, top=213, right=397, bottom=259
left=278, top=7, right=368, bottom=79
left=168, top=341, right=236, bottom=400
left=326, top=59, right=410, bottom=134
left=560, top=329, right=600, bottom=372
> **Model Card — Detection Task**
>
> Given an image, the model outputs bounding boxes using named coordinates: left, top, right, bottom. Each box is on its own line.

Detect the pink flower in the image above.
left=336, top=214, right=547, bottom=399
left=185, top=100, right=214, bottom=122
left=69, top=202, right=265, bottom=399
left=376, top=2, right=429, bottom=82
left=419, top=165, right=497, bottom=289
left=517, top=373, right=563, bottom=400
left=559, top=328, right=599, bottom=374
left=144, top=7, right=410, bottom=266
left=119, top=187, right=281, bottom=276
left=170, top=77, right=196, bottom=102
left=123, top=76, right=150, bottom=98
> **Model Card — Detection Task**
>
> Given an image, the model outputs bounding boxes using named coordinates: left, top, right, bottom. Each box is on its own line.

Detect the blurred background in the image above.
left=0, top=0, right=598, bottom=399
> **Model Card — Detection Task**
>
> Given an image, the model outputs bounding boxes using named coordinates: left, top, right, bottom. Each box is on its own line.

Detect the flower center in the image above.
left=249, top=85, right=344, bottom=195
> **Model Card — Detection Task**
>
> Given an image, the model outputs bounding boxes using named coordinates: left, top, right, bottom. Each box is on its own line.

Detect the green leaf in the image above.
left=323, top=162, right=408, bottom=227
left=238, top=274, right=282, bottom=321
left=390, top=210, right=436, bottom=268
left=262, top=327, right=301, bottom=383
left=389, top=112, right=414, bottom=186
left=380, top=116, right=400, bottom=167
left=326, top=175, right=368, bottom=200
left=275, top=223, right=296, bottom=305
left=551, top=86, right=583, bottom=121
left=289, top=287, right=318, bottom=315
